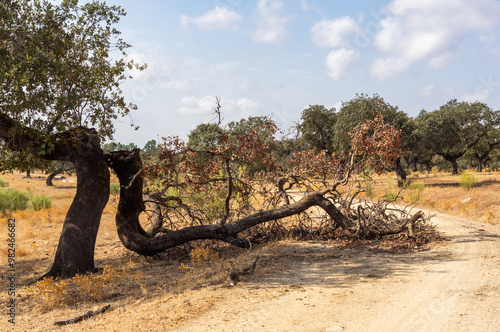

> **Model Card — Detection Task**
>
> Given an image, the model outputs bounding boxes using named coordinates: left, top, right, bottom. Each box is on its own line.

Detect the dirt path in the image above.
left=176, top=211, right=500, bottom=332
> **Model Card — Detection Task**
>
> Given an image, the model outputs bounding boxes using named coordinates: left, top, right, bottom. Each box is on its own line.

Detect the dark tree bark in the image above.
left=395, top=157, right=407, bottom=187
left=1, top=114, right=109, bottom=278
left=46, top=169, right=63, bottom=186
left=108, top=150, right=354, bottom=256
left=450, top=159, right=458, bottom=175
left=46, top=165, right=75, bottom=186
left=43, top=131, right=109, bottom=278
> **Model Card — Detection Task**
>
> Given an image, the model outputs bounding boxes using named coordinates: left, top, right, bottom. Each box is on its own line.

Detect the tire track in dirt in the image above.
left=369, top=212, right=497, bottom=331
left=176, top=211, right=500, bottom=332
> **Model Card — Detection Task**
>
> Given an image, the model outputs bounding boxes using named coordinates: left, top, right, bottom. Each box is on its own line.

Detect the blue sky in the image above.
left=100, top=0, right=500, bottom=147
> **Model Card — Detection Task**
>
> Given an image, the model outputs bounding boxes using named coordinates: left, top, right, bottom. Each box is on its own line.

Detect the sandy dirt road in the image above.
left=176, top=211, right=500, bottom=332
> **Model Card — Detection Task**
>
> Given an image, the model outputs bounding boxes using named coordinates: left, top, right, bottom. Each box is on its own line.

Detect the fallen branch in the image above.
left=54, top=304, right=111, bottom=326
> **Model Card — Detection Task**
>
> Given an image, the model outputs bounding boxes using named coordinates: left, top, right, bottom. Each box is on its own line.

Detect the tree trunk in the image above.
left=46, top=169, right=63, bottom=186
left=409, top=157, right=417, bottom=172
left=1, top=114, right=110, bottom=278
left=26, top=169, right=31, bottom=178
left=395, top=157, right=406, bottom=187
left=451, top=159, right=458, bottom=175
left=477, top=159, right=483, bottom=172
left=43, top=129, right=110, bottom=278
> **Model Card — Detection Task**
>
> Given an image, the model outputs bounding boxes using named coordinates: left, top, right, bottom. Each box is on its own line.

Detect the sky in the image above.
left=98, top=0, right=500, bottom=147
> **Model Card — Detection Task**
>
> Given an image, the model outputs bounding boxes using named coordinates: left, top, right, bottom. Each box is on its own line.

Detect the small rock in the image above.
left=461, top=197, right=471, bottom=204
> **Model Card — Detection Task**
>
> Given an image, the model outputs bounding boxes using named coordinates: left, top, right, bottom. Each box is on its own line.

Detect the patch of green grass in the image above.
left=0, top=188, right=30, bottom=213
left=459, top=172, right=477, bottom=191
left=0, top=178, right=9, bottom=187
left=30, top=194, right=52, bottom=211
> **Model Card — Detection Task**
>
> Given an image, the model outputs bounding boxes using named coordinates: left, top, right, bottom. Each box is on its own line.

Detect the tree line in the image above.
left=187, top=94, right=500, bottom=180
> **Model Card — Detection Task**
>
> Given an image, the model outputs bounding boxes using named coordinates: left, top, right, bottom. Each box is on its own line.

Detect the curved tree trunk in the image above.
left=46, top=165, right=76, bottom=186
left=1, top=114, right=110, bottom=278
left=108, top=150, right=353, bottom=256
left=43, top=129, right=110, bottom=278
left=46, top=169, right=63, bottom=186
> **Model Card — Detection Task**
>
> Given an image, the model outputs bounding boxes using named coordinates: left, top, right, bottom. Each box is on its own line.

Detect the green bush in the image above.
left=30, top=194, right=52, bottom=211
left=0, top=188, right=30, bottom=213
left=0, top=178, right=9, bottom=187
left=459, top=172, right=477, bottom=191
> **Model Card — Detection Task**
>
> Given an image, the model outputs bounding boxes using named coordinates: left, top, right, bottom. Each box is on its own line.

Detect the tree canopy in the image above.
left=297, top=105, right=337, bottom=153
left=0, top=0, right=143, bottom=170
left=415, top=100, right=500, bottom=174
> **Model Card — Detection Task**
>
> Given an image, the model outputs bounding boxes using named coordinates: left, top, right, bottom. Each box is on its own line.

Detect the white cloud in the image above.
left=370, top=0, right=500, bottom=80
left=325, top=48, right=361, bottom=80
left=428, top=53, right=452, bottom=68
left=300, top=0, right=320, bottom=13
left=180, top=6, right=243, bottom=33
left=252, top=0, right=292, bottom=44
left=177, top=95, right=216, bottom=115
left=420, top=84, right=435, bottom=97
left=460, top=88, right=491, bottom=103
left=311, top=17, right=362, bottom=48
left=160, top=80, right=191, bottom=92
left=369, top=56, right=410, bottom=81
left=177, top=95, right=260, bottom=115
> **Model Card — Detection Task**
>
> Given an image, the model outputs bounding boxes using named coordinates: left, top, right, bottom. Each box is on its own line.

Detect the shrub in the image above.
left=0, top=178, right=9, bottom=187
left=385, top=179, right=399, bottom=202
left=405, top=181, right=425, bottom=203
left=30, top=194, right=52, bottom=211
left=459, top=172, right=477, bottom=191
left=189, top=247, right=219, bottom=267
left=0, top=188, right=30, bottom=213
left=363, top=180, right=374, bottom=198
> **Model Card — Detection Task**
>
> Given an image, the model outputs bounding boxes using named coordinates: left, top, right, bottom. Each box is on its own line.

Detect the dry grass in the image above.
left=0, top=169, right=498, bottom=331
left=364, top=170, right=500, bottom=225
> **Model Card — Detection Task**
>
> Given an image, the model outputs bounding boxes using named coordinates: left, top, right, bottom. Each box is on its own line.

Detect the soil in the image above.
left=4, top=173, right=499, bottom=331
left=173, top=209, right=500, bottom=332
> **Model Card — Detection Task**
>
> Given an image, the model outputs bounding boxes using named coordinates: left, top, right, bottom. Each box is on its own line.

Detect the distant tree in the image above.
left=187, top=116, right=277, bottom=173
left=415, top=100, right=499, bottom=175
left=187, top=123, right=223, bottom=150
left=333, top=93, right=415, bottom=185
left=45, top=161, right=75, bottom=186
left=297, top=105, right=336, bottom=153
left=143, top=139, right=158, bottom=154
left=464, top=128, right=500, bottom=172
left=102, top=142, right=139, bottom=153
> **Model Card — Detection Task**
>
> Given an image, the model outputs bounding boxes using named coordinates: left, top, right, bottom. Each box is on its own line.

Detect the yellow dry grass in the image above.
left=0, top=169, right=498, bottom=331
left=364, top=170, right=500, bottom=225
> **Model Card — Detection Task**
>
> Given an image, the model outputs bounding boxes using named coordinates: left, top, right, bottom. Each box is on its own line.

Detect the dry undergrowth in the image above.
left=0, top=170, right=498, bottom=330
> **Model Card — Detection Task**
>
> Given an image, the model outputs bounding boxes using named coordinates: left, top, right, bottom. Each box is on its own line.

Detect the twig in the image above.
left=54, top=304, right=111, bottom=326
